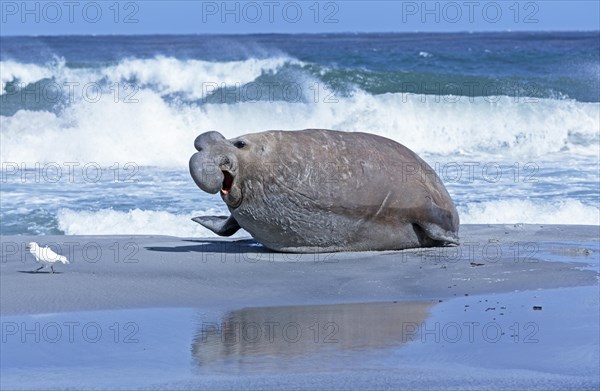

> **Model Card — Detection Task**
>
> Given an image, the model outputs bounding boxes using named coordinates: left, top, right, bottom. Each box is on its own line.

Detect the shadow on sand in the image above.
left=145, top=239, right=271, bottom=254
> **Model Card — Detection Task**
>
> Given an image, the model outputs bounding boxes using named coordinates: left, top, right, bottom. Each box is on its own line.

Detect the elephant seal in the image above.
left=189, top=129, right=459, bottom=252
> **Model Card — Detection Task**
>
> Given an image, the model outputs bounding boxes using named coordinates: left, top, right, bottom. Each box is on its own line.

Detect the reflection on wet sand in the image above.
left=192, top=300, right=433, bottom=370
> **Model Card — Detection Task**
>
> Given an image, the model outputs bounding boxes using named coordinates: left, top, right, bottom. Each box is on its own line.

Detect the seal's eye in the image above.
left=233, top=140, right=246, bottom=149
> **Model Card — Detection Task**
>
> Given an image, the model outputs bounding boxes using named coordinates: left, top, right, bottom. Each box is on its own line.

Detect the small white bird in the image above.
left=26, top=242, right=70, bottom=273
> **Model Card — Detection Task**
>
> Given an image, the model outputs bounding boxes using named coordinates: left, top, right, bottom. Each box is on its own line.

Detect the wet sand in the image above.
left=1, top=224, right=598, bottom=390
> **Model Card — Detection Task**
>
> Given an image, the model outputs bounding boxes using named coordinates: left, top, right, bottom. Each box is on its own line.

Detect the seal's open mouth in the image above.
left=221, top=170, right=234, bottom=196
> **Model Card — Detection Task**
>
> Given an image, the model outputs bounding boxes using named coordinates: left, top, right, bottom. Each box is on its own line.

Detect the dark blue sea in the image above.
left=1, top=32, right=599, bottom=235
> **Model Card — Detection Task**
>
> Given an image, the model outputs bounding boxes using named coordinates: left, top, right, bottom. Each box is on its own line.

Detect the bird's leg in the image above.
left=51, top=265, right=55, bottom=274
left=33, top=266, right=44, bottom=273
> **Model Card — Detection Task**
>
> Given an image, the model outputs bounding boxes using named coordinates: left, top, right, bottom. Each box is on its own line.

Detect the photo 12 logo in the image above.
left=1, top=1, right=140, bottom=24
left=401, top=1, right=540, bottom=24
left=2, top=81, right=140, bottom=105
left=201, top=1, right=340, bottom=24
left=1, top=162, right=139, bottom=184
left=1, top=240, right=140, bottom=265
left=2, top=321, right=139, bottom=343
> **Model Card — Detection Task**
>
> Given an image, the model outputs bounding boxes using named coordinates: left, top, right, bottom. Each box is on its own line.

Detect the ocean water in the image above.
left=1, top=32, right=599, bottom=236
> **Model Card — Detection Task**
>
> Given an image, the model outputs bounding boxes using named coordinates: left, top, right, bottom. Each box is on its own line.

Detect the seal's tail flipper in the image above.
left=192, top=215, right=241, bottom=237
left=414, top=201, right=460, bottom=246
left=418, top=222, right=460, bottom=245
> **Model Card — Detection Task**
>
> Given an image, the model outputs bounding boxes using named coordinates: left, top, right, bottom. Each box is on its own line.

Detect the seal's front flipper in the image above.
left=192, top=215, right=241, bottom=237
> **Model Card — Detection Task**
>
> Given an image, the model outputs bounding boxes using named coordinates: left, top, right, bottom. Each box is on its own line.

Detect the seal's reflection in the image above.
left=192, top=301, right=432, bottom=370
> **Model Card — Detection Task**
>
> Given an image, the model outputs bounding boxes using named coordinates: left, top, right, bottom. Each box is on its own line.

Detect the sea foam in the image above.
left=55, top=198, right=599, bottom=238
left=56, top=208, right=249, bottom=237
left=1, top=88, right=598, bottom=166
left=1, top=56, right=301, bottom=97
left=459, top=199, right=600, bottom=225
left=0, top=60, right=55, bottom=93
left=103, top=56, right=302, bottom=99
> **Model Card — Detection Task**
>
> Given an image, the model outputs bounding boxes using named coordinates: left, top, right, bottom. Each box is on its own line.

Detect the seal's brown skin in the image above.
left=189, top=129, right=459, bottom=252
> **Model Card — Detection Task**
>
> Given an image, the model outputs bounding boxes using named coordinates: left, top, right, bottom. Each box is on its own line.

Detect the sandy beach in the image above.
left=1, top=224, right=598, bottom=390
